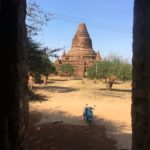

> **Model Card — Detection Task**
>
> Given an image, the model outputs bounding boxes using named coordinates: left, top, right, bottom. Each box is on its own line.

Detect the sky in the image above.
left=29, top=0, right=134, bottom=62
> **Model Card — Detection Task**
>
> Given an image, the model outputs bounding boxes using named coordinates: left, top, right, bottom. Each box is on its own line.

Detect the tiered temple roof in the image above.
left=55, top=23, right=101, bottom=77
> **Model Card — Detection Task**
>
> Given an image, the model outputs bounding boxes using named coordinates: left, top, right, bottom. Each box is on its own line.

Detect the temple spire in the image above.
left=72, top=23, right=92, bottom=49
left=55, top=23, right=101, bottom=77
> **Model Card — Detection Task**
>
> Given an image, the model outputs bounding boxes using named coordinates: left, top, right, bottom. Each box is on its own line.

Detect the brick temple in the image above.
left=55, top=23, right=101, bottom=77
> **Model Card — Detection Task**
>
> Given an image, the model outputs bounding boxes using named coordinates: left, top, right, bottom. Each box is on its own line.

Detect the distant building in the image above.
left=55, top=23, right=101, bottom=77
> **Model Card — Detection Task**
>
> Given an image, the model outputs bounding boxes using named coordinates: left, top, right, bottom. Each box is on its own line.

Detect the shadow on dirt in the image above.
left=97, top=88, right=131, bottom=99
left=28, top=110, right=131, bottom=150
left=50, top=79, right=69, bottom=81
left=46, top=80, right=55, bottom=84
left=100, top=88, right=131, bottom=93
left=33, top=85, right=79, bottom=93
left=94, top=116, right=131, bottom=150
left=28, top=91, right=48, bottom=102
left=28, top=111, right=118, bottom=150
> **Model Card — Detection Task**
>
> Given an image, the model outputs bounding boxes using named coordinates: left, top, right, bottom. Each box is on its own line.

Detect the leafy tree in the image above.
left=87, top=54, right=132, bottom=90
left=60, top=64, right=74, bottom=77
left=26, top=0, right=53, bottom=37
left=26, top=1, right=61, bottom=83
left=26, top=1, right=67, bottom=84
left=27, top=39, right=55, bottom=83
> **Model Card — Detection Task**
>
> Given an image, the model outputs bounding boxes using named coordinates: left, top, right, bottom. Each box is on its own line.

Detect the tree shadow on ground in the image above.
left=46, top=80, right=55, bottom=84
left=29, top=91, right=48, bottom=102
left=113, top=81, right=122, bottom=84
left=94, top=116, right=131, bottom=150
left=28, top=110, right=131, bottom=150
left=97, top=88, right=131, bottom=99
left=33, top=86, right=79, bottom=93
left=50, top=79, right=69, bottom=81
left=100, top=88, right=131, bottom=93
left=28, top=110, right=119, bottom=150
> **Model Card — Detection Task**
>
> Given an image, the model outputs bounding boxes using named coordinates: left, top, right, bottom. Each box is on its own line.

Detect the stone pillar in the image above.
left=132, top=0, right=150, bottom=150
left=0, top=0, right=28, bottom=149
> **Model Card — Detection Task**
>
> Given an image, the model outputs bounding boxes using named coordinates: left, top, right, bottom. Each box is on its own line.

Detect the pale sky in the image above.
left=30, top=0, right=134, bottom=62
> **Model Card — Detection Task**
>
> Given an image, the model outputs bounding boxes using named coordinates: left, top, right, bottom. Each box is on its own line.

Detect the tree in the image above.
left=26, top=0, right=53, bottom=37
left=60, top=64, right=74, bottom=77
left=27, top=38, right=55, bottom=83
left=87, top=54, right=132, bottom=90
left=26, top=1, right=59, bottom=83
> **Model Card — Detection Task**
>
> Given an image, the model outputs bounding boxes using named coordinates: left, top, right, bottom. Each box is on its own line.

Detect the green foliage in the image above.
left=26, top=1, right=62, bottom=58
left=87, top=61, right=112, bottom=79
left=60, top=64, right=74, bottom=76
left=87, top=54, right=132, bottom=80
left=26, top=1, right=58, bottom=83
left=26, top=0, right=53, bottom=37
left=27, top=38, right=55, bottom=82
left=87, top=54, right=132, bottom=89
left=106, top=54, right=132, bottom=80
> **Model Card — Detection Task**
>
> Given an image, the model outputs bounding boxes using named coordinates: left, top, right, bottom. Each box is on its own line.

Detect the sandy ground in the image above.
left=29, top=76, right=132, bottom=150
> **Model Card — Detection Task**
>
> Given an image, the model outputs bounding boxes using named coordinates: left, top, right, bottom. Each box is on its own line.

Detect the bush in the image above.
left=87, top=54, right=132, bottom=89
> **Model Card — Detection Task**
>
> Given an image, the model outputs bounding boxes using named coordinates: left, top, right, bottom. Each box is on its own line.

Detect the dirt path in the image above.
left=28, top=111, right=118, bottom=150
left=29, top=76, right=132, bottom=150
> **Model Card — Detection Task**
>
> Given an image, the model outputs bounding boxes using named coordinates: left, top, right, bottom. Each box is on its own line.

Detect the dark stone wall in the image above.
left=132, top=0, right=150, bottom=150
left=0, top=0, right=28, bottom=149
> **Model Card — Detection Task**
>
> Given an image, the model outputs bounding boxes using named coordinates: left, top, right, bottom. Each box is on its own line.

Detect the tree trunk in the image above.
left=105, top=78, right=113, bottom=90
left=132, top=1, right=150, bottom=150
left=0, top=0, right=28, bottom=150
left=34, top=72, right=42, bottom=83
